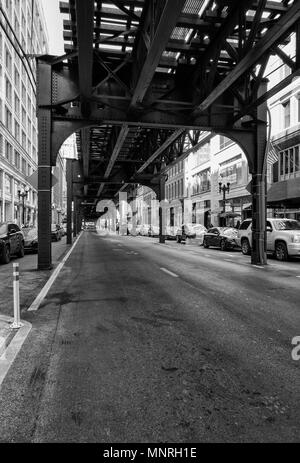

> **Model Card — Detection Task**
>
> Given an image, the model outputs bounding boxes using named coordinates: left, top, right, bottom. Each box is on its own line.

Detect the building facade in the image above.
left=0, top=0, right=48, bottom=226
left=184, top=133, right=251, bottom=228
left=267, top=32, right=300, bottom=220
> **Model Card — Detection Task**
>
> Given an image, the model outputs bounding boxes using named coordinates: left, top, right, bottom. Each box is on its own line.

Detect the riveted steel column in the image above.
left=251, top=80, right=268, bottom=266
left=66, top=159, right=73, bottom=245
left=37, top=61, right=52, bottom=270
left=73, top=196, right=78, bottom=238
left=159, top=175, right=167, bottom=244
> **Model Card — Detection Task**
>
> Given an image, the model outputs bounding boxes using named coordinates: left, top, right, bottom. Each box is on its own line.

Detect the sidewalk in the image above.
left=0, top=238, right=73, bottom=388
left=0, top=315, right=32, bottom=388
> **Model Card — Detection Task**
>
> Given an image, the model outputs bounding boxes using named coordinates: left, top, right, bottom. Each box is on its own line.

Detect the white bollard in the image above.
left=11, top=263, right=23, bottom=329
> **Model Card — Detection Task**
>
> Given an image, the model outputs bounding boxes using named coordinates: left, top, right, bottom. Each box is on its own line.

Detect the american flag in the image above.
left=267, top=142, right=280, bottom=165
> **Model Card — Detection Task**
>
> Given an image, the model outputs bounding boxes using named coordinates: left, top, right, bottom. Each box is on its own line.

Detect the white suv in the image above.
left=237, top=218, right=300, bottom=261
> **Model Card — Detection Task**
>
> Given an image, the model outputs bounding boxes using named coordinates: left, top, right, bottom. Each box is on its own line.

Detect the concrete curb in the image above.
left=0, top=315, right=32, bottom=389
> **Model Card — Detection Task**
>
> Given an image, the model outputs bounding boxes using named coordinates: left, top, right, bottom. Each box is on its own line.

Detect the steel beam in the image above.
left=135, top=129, right=185, bottom=175
left=130, top=0, right=185, bottom=107
left=95, top=124, right=129, bottom=200
left=196, top=1, right=300, bottom=112
left=75, top=0, right=94, bottom=102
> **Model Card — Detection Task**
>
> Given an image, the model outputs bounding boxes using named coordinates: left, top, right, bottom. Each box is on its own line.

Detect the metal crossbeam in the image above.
left=196, top=0, right=300, bottom=112
left=130, top=0, right=185, bottom=108
left=75, top=0, right=94, bottom=99
left=135, top=129, right=185, bottom=175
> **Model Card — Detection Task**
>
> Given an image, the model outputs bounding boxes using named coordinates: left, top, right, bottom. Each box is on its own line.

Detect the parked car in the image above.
left=203, top=227, right=240, bottom=251
left=51, top=224, right=62, bottom=241
left=148, top=225, right=159, bottom=237
left=176, top=223, right=207, bottom=244
left=57, top=224, right=66, bottom=237
left=165, top=225, right=176, bottom=240
left=22, top=227, right=38, bottom=253
left=139, top=224, right=150, bottom=236
left=0, top=222, right=25, bottom=264
left=237, top=218, right=300, bottom=261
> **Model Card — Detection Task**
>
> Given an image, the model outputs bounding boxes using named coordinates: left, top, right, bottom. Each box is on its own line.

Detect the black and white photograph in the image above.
left=0, top=0, right=299, bottom=450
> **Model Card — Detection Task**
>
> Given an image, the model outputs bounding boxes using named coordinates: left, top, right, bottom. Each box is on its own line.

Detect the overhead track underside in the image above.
left=44, top=0, right=300, bottom=212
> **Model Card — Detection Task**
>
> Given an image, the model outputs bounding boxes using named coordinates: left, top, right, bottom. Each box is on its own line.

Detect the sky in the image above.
left=39, top=0, right=65, bottom=55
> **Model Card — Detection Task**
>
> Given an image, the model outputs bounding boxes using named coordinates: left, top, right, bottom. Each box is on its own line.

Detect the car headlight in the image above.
left=292, top=234, right=300, bottom=243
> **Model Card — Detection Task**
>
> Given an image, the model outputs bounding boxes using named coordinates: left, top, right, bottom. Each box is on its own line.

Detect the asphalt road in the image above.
left=0, top=231, right=299, bottom=442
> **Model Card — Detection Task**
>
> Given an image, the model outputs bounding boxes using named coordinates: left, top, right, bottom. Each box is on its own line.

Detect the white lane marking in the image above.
left=224, top=259, right=234, bottom=263
left=27, top=232, right=82, bottom=312
left=252, top=265, right=265, bottom=269
left=0, top=316, right=32, bottom=389
left=296, top=276, right=300, bottom=278
left=160, top=267, right=179, bottom=278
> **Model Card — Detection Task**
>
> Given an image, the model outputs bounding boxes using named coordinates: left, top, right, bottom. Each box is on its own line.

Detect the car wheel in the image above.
left=203, top=239, right=209, bottom=248
left=18, top=242, right=25, bottom=258
left=241, top=239, right=251, bottom=255
left=220, top=240, right=227, bottom=251
left=176, top=236, right=181, bottom=243
left=1, top=245, right=10, bottom=264
left=275, top=241, right=288, bottom=261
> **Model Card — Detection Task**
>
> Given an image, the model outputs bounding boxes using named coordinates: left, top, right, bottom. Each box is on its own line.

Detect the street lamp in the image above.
left=219, top=182, right=230, bottom=213
left=18, top=186, right=29, bottom=226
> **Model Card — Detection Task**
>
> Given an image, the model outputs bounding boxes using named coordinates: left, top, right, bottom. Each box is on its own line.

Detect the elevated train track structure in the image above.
left=37, top=0, right=300, bottom=269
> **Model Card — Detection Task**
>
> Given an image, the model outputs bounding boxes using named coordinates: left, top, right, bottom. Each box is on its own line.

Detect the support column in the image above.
left=66, top=159, right=73, bottom=245
left=37, top=61, right=53, bottom=270
left=73, top=196, right=78, bottom=238
left=158, top=175, right=167, bottom=244
left=251, top=80, right=268, bottom=266
left=2, top=170, right=5, bottom=222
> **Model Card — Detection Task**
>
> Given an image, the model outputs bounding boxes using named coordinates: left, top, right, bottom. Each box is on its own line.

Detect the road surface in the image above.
left=0, top=231, right=299, bottom=442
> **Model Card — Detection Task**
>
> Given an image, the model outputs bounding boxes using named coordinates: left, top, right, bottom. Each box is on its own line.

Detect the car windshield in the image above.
left=22, top=228, right=37, bottom=238
left=0, top=223, right=8, bottom=235
left=273, top=220, right=300, bottom=231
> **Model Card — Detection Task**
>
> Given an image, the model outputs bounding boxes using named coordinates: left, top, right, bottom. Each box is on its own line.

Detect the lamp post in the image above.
left=219, top=182, right=230, bottom=226
left=18, top=186, right=29, bottom=226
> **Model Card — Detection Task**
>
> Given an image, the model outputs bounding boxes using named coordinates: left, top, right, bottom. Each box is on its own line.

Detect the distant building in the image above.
left=0, top=0, right=48, bottom=225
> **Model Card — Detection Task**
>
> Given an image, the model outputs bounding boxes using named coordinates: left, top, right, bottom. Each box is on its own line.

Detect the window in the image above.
left=15, top=151, right=20, bottom=169
left=14, top=67, right=20, bottom=90
left=5, top=174, right=11, bottom=194
left=5, top=48, right=12, bottom=75
left=278, top=144, right=300, bottom=178
left=14, top=93, right=20, bottom=115
left=0, top=134, right=3, bottom=156
left=14, top=120, right=20, bottom=141
left=6, top=141, right=13, bottom=163
left=282, top=100, right=290, bottom=128
left=219, top=155, right=242, bottom=186
left=22, top=130, right=26, bottom=148
left=5, top=77, right=12, bottom=104
left=219, top=136, right=233, bottom=150
left=22, top=158, right=27, bottom=174
left=192, top=168, right=211, bottom=195
left=5, top=107, right=12, bottom=131
left=192, top=142, right=210, bottom=168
